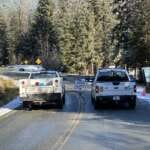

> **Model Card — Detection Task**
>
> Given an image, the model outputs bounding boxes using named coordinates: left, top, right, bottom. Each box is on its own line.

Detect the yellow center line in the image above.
left=51, top=92, right=83, bottom=150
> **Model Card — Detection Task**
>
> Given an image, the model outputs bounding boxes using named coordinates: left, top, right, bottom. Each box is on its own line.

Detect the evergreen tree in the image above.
left=57, top=0, right=118, bottom=73
left=138, top=0, right=150, bottom=66
left=2, top=0, right=149, bottom=70
left=31, top=0, right=59, bottom=67
left=113, top=0, right=149, bottom=67
left=88, top=0, right=118, bottom=67
left=56, top=0, right=76, bottom=72
left=0, top=14, right=9, bottom=65
left=16, top=31, right=38, bottom=63
left=7, top=14, right=19, bottom=64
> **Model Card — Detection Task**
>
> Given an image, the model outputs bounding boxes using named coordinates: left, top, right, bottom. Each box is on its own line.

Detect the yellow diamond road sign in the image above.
left=24, top=60, right=28, bottom=64
left=35, top=58, right=42, bottom=65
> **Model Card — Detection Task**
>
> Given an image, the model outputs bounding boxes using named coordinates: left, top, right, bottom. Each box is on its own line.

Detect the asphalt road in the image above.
left=0, top=85, right=150, bottom=150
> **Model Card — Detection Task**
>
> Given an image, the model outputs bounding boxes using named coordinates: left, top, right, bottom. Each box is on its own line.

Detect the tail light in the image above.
left=95, top=86, right=99, bottom=93
left=95, top=86, right=103, bottom=93
left=22, top=81, right=25, bottom=85
left=134, top=85, right=136, bottom=93
left=35, top=82, right=39, bottom=86
left=55, top=80, right=59, bottom=87
left=21, top=81, right=26, bottom=87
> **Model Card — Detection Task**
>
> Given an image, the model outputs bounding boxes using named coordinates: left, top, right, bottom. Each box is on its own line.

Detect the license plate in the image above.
left=113, top=96, right=120, bottom=101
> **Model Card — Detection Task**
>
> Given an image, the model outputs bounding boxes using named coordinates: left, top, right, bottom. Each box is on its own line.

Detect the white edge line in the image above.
left=0, top=96, right=22, bottom=117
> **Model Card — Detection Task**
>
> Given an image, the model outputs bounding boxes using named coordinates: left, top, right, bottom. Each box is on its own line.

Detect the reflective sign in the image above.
left=35, top=58, right=42, bottom=65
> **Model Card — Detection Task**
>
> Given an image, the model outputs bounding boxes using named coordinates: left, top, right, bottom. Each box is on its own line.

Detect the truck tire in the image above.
left=62, top=93, right=65, bottom=105
left=57, top=101, right=63, bottom=109
left=91, top=95, right=94, bottom=104
left=23, top=101, right=32, bottom=111
left=23, top=101, right=28, bottom=108
left=58, top=96, right=63, bottom=109
left=94, top=101, right=99, bottom=110
left=128, top=99, right=136, bottom=109
left=55, top=94, right=63, bottom=109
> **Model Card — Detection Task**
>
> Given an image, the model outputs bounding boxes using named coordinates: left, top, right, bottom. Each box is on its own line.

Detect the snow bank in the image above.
left=0, top=97, right=22, bottom=117
left=137, top=87, right=150, bottom=103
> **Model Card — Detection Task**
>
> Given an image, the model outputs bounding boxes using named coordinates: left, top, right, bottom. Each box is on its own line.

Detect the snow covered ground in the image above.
left=137, top=87, right=150, bottom=103
left=0, top=97, right=22, bottom=117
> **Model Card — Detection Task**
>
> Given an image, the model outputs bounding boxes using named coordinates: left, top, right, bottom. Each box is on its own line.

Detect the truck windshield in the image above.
left=31, top=73, right=57, bottom=79
left=97, top=71, right=129, bottom=82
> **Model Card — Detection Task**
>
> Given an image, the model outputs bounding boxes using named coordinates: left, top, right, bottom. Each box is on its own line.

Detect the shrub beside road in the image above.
left=0, top=78, right=18, bottom=107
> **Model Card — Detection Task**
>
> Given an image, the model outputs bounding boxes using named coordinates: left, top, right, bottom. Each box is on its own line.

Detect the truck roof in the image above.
left=98, top=68, right=126, bottom=72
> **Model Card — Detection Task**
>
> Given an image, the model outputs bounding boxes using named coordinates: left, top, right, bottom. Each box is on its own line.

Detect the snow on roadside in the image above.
left=0, top=97, right=22, bottom=117
left=137, top=87, right=150, bottom=103
left=0, top=86, right=150, bottom=118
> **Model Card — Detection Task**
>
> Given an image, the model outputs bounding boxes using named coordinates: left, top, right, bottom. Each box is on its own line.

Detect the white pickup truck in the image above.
left=91, top=68, right=136, bottom=109
left=19, top=71, right=65, bottom=109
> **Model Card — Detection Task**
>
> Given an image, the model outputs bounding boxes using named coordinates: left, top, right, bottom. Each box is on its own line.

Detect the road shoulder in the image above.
left=0, top=97, right=21, bottom=117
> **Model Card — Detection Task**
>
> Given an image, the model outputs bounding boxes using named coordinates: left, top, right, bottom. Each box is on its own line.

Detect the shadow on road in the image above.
left=81, top=90, right=150, bottom=127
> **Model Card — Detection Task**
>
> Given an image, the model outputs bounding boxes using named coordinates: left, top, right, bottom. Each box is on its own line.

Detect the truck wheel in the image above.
left=23, top=102, right=32, bottom=111
left=62, top=94, right=65, bottom=105
left=128, top=100, right=136, bottom=109
left=91, top=95, right=94, bottom=104
left=23, top=101, right=28, bottom=108
left=94, top=101, right=99, bottom=110
left=57, top=100, right=63, bottom=109
left=57, top=103, right=63, bottom=109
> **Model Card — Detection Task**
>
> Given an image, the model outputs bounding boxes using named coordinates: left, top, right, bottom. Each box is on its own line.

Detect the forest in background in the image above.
left=0, top=0, right=150, bottom=73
